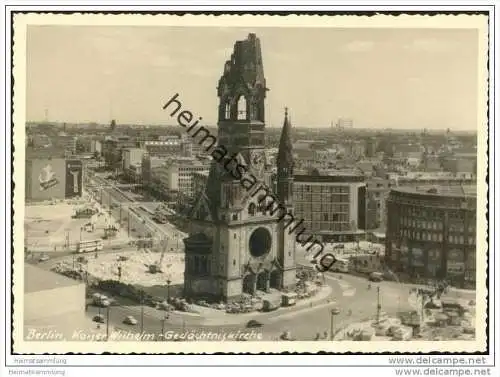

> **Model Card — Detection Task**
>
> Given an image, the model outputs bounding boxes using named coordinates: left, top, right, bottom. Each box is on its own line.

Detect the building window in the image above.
left=233, top=259, right=236, bottom=266
left=237, top=96, right=247, bottom=120
left=232, top=213, right=238, bottom=221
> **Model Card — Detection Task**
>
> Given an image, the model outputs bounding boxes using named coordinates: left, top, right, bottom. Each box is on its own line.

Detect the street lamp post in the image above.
left=106, top=306, right=110, bottom=341
left=330, top=309, right=337, bottom=340
left=166, top=279, right=171, bottom=305
left=160, top=313, right=168, bottom=341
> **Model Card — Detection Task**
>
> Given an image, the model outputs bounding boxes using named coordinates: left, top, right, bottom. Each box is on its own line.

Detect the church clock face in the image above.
left=250, top=150, right=265, bottom=177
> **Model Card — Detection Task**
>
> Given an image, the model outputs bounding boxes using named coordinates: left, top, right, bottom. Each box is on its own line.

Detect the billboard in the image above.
left=65, top=160, right=83, bottom=198
left=29, top=158, right=67, bottom=200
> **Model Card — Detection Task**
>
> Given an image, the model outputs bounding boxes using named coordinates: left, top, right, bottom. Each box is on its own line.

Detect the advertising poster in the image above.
left=30, top=158, right=66, bottom=200
left=65, top=159, right=83, bottom=198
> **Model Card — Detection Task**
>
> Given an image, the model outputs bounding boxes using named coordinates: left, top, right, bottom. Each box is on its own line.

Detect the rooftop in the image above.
left=25, top=264, right=83, bottom=294
left=392, top=185, right=477, bottom=198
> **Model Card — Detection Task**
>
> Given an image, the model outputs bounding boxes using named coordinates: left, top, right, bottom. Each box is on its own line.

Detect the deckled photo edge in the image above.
left=11, top=12, right=490, bottom=354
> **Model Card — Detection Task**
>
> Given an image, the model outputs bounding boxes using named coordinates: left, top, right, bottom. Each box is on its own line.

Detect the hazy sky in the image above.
left=26, top=26, right=479, bottom=130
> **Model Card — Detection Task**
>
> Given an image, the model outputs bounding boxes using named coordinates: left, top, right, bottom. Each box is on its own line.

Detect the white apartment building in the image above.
left=150, top=157, right=210, bottom=205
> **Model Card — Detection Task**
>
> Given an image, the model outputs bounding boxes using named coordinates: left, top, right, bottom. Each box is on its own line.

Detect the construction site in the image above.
left=83, top=240, right=185, bottom=287
left=24, top=201, right=129, bottom=252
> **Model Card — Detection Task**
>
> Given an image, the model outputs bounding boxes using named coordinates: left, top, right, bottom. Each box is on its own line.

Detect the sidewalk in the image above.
left=196, top=284, right=333, bottom=326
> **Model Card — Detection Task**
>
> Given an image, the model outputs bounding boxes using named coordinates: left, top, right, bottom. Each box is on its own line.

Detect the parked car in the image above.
left=424, top=299, right=442, bottom=309
left=123, top=315, right=138, bottom=325
left=38, top=254, right=50, bottom=262
left=93, top=314, right=105, bottom=323
left=158, top=301, right=175, bottom=312
left=369, top=272, right=384, bottom=282
left=246, top=320, right=263, bottom=328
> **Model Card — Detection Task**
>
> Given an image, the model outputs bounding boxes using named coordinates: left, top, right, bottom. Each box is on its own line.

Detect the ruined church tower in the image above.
left=183, top=34, right=296, bottom=301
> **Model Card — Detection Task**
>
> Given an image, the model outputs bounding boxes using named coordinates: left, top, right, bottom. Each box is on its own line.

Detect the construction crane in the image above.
left=148, top=238, right=168, bottom=274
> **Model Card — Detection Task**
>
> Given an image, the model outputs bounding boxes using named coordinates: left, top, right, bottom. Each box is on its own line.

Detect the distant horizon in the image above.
left=26, top=120, right=478, bottom=134
left=26, top=26, right=480, bottom=131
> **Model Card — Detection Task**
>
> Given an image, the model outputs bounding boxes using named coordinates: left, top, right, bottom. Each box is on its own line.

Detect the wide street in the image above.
left=46, top=171, right=477, bottom=341
left=83, top=270, right=475, bottom=341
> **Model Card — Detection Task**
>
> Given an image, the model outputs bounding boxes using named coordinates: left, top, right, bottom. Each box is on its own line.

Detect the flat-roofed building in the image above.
left=150, top=157, right=210, bottom=206
left=385, top=185, right=477, bottom=288
left=292, top=170, right=367, bottom=243
left=23, top=265, right=106, bottom=342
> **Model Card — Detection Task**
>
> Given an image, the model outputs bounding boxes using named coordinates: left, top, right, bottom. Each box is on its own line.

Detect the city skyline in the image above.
left=27, top=26, right=479, bottom=130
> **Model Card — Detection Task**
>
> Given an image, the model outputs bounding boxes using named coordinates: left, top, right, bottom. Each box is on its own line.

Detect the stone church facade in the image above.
left=183, top=33, right=297, bottom=301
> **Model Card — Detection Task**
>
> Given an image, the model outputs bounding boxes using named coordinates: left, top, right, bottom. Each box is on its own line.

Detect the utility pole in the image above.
left=376, top=286, right=381, bottom=325
left=106, top=306, right=110, bottom=341
left=140, top=290, right=144, bottom=334
left=65, top=229, right=70, bottom=251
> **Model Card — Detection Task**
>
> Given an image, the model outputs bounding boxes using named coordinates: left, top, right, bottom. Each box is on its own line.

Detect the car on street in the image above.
left=369, top=272, right=384, bottom=282
left=123, top=315, right=138, bottom=325
left=246, top=320, right=263, bottom=328
left=93, top=314, right=105, bottom=323
left=38, top=254, right=50, bottom=262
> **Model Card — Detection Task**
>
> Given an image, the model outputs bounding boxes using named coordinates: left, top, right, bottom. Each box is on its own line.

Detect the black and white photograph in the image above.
left=7, top=9, right=493, bottom=367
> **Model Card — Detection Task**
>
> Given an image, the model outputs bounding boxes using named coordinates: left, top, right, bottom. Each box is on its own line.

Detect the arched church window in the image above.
left=237, top=96, right=247, bottom=120
left=225, top=103, right=231, bottom=120
left=251, top=102, right=259, bottom=120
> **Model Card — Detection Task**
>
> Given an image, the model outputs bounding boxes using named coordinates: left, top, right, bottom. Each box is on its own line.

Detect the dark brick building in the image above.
left=385, top=186, right=477, bottom=289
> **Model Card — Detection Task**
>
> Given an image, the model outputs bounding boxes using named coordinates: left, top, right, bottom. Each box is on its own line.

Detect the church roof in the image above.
left=277, top=107, right=294, bottom=172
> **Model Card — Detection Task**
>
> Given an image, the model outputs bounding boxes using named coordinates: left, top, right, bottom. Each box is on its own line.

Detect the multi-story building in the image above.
left=336, top=118, right=354, bottom=129
left=102, top=136, right=138, bottom=170
left=365, top=178, right=396, bottom=230
left=58, top=135, right=77, bottom=155
left=122, top=148, right=145, bottom=171
left=90, top=139, right=102, bottom=155
left=385, top=186, right=477, bottom=288
left=365, top=137, right=378, bottom=158
left=346, top=140, right=366, bottom=159
left=141, top=154, right=166, bottom=188
left=441, top=156, right=477, bottom=175
left=150, top=157, right=210, bottom=206
left=292, top=170, right=367, bottom=243
left=141, top=139, right=183, bottom=157
left=31, top=134, right=52, bottom=148
left=192, top=171, right=209, bottom=198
